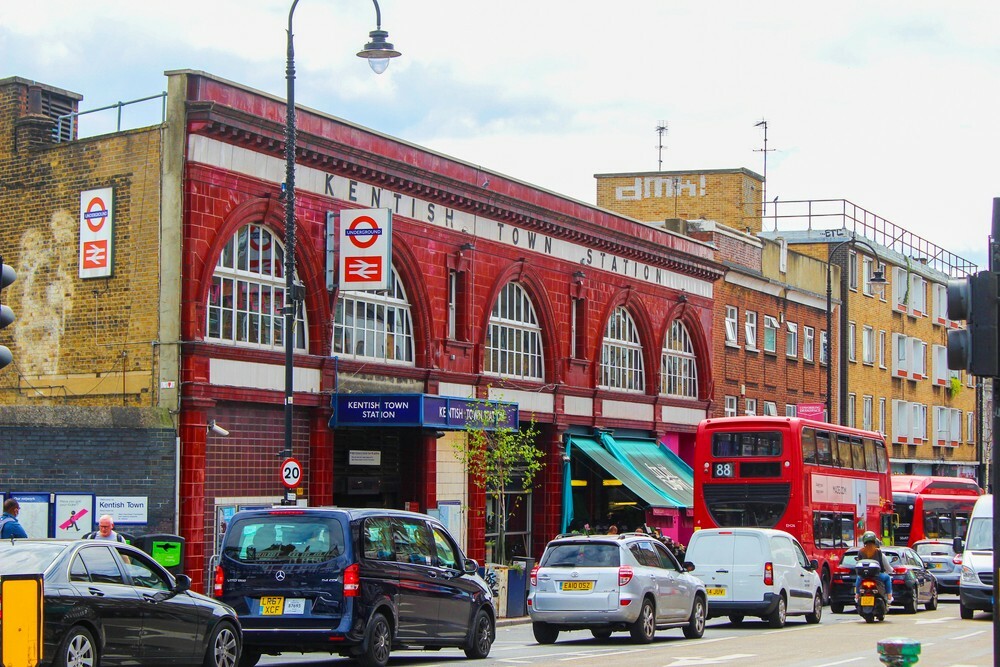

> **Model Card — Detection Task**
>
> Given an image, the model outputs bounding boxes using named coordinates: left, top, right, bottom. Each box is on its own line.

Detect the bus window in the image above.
left=814, top=511, right=854, bottom=548
left=863, top=438, right=877, bottom=471
left=851, top=438, right=865, bottom=471
left=802, top=428, right=817, bottom=464
left=875, top=444, right=888, bottom=472
left=816, top=431, right=832, bottom=466
left=711, top=431, right=782, bottom=457
left=832, top=434, right=851, bottom=468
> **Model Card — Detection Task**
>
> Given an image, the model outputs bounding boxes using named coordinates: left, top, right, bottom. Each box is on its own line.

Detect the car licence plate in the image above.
left=860, top=595, right=875, bottom=606
left=560, top=581, right=594, bottom=591
left=929, top=563, right=941, bottom=569
left=260, top=596, right=306, bottom=615
left=706, top=587, right=726, bottom=597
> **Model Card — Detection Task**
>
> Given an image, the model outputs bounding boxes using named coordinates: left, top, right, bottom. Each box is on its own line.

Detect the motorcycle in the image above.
left=855, top=559, right=888, bottom=623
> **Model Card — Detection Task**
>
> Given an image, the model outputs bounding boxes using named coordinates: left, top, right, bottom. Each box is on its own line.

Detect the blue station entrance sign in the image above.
left=329, top=393, right=519, bottom=430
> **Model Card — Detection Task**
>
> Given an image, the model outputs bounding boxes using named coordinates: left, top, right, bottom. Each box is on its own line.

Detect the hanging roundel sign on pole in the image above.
left=280, top=457, right=302, bottom=489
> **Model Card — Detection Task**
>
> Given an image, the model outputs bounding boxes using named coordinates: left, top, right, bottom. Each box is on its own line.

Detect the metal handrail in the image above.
left=55, top=92, right=167, bottom=142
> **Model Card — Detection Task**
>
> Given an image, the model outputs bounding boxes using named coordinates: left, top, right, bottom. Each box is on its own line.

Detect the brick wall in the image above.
left=0, top=406, right=176, bottom=535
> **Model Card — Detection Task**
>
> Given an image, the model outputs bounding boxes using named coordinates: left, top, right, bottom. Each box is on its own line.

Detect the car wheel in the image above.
left=532, top=622, right=559, bottom=645
left=683, top=595, right=706, bottom=639
left=905, top=590, right=919, bottom=614
left=830, top=602, right=845, bottom=614
left=55, top=626, right=96, bottom=667
left=464, top=609, right=494, bottom=659
left=805, top=590, right=823, bottom=624
left=629, top=598, right=656, bottom=644
left=766, top=594, right=786, bottom=628
left=358, top=613, right=392, bottom=667
left=728, top=614, right=745, bottom=626
left=237, top=650, right=261, bottom=667
left=960, top=602, right=975, bottom=620
left=204, top=621, right=240, bottom=667
left=820, top=567, right=832, bottom=604
left=590, top=629, right=613, bottom=641
left=925, top=585, right=938, bottom=611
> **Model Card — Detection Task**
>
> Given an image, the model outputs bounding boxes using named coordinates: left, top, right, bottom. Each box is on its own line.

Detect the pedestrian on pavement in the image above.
left=87, top=514, right=127, bottom=543
left=0, top=498, right=28, bottom=538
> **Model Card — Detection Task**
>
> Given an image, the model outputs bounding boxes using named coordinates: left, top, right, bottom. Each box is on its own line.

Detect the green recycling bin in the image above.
left=132, top=534, right=186, bottom=575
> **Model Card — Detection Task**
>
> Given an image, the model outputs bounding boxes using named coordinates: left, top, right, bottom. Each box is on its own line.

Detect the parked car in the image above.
left=912, top=539, right=961, bottom=594
left=830, top=545, right=938, bottom=614
left=527, top=532, right=706, bottom=644
left=955, top=493, right=994, bottom=619
left=0, top=539, right=241, bottom=667
left=685, top=528, right=823, bottom=628
left=214, top=507, right=494, bottom=667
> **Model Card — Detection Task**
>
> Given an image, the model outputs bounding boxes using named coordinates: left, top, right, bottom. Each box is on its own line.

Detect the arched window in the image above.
left=333, top=265, right=414, bottom=364
left=206, top=223, right=306, bottom=351
left=600, top=306, right=645, bottom=392
left=661, top=320, right=698, bottom=398
left=485, top=282, right=544, bottom=380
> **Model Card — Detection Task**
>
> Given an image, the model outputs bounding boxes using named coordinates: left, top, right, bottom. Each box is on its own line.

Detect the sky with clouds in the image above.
left=3, top=1, right=998, bottom=268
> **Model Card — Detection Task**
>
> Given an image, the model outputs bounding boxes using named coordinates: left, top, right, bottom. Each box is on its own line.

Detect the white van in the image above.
left=686, top=528, right=823, bottom=628
left=956, top=494, right=993, bottom=619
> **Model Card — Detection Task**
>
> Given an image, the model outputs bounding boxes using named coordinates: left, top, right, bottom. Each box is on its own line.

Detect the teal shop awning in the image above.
left=599, top=433, right=694, bottom=509
left=567, top=436, right=677, bottom=509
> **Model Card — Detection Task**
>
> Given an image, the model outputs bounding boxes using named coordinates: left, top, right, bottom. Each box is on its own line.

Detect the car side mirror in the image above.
left=682, top=561, right=695, bottom=572
left=809, top=559, right=819, bottom=571
left=953, top=536, right=964, bottom=553
left=463, top=558, right=479, bottom=575
left=173, top=574, right=192, bottom=593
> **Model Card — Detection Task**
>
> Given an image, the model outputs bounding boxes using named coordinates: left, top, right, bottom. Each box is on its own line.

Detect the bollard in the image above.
left=877, top=638, right=921, bottom=666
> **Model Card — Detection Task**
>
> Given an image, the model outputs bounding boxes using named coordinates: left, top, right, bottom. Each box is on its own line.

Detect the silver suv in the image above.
left=527, top=533, right=707, bottom=644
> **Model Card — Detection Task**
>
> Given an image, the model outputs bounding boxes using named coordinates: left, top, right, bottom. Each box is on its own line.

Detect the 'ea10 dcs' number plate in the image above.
left=713, top=462, right=735, bottom=478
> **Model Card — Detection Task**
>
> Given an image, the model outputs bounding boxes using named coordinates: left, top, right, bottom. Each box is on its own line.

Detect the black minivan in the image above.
left=214, top=507, right=495, bottom=667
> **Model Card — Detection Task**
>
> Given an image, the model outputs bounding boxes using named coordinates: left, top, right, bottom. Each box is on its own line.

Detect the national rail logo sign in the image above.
left=79, top=187, right=115, bottom=279
left=338, top=208, right=392, bottom=292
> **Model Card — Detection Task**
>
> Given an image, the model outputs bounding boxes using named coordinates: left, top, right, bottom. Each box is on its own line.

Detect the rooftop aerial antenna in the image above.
left=656, top=120, right=668, bottom=171
left=754, top=119, right=774, bottom=220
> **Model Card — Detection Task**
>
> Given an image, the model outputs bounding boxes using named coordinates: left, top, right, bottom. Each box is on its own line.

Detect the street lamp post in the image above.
left=281, top=0, right=400, bottom=498
left=825, top=234, right=887, bottom=424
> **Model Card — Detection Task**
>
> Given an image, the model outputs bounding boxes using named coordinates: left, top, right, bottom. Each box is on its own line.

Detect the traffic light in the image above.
left=946, top=270, right=999, bottom=376
left=0, top=257, right=14, bottom=370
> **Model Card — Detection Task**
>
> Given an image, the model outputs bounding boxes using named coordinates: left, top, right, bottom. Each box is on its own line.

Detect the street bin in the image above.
left=132, top=533, right=186, bottom=575
left=511, top=556, right=535, bottom=617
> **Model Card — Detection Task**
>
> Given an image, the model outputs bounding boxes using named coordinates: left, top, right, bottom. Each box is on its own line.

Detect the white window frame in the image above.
left=785, top=404, right=797, bottom=417
left=893, top=267, right=908, bottom=312
left=863, top=395, right=873, bottom=431
left=910, top=338, right=927, bottom=380
left=334, top=266, right=414, bottom=364
left=745, top=398, right=757, bottom=416
left=932, top=344, right=948, bottom=386
left=967, top=411, right=975, bottom=444
left=764, top=401, right=778, bottom=416
left=661, top=320, right=699, bottom=399
left=932, top=283, right=948, bottom=326
left=485, top=282, right=545, bottom=381
left=893, top=399, right=912, bottom=444
left=862, top=256, right=874, bottom=296
left=803, top=326, right=815, bottom=362
left=892, top=333, right=910, bottom=378
left=950, top=408, right=962, bottom=445
left=725, top=306, right=739, bottom=346
left=862, top=325, right=875, bottom=364
left=846, top=393, right=856, bottom=428
left=820, top=330, right=829, bottom=365
left=909, top=273, right=927, bottom=316
left=878, top=330, right=887, bottom=369
left=447, top=270, right=457, bottom=340
left=912, top=403, right=927, bottom=442
left=763, top=316, right=778, bottom=354
left=745, top=311, right=758, bottom=351
left=847, top=321, right=857, bottom=362
left=878, top=397, right=886, bottom=435
left=849, top=250, right=858, bottom=291
left=724, top=395, right=738, bottom=417
left=785, top=322, right=798, bottom=358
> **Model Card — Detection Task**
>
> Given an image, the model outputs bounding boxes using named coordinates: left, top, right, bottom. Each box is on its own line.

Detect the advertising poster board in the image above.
left=9, top=493, right=50, bottom=538
left=54, top=494, right=94, bottom=538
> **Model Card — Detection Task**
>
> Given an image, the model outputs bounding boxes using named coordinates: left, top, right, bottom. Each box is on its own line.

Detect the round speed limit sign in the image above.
left=280, top=457, right=302, bottom=489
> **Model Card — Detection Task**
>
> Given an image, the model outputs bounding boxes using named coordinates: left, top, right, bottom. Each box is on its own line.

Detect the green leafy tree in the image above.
left=454, top=402, right=544, bottom=564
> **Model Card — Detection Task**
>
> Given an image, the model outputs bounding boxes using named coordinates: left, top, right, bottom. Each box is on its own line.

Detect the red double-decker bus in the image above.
left=891, top=475, right=982, bottom=546
left=693, top=416, right=894, bottom=599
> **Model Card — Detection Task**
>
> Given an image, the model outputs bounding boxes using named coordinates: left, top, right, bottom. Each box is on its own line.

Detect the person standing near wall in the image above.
left=87, top=514, right=127, bottom=542
left=0, top=499, right=28, bottom=538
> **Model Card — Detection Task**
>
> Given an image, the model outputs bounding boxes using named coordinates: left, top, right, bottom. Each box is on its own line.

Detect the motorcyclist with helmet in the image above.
left=855, top=531, right=893, bottom=604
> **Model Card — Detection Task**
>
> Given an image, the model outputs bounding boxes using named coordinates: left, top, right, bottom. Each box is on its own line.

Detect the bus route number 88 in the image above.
left=713, top=462, right=735, bottom=478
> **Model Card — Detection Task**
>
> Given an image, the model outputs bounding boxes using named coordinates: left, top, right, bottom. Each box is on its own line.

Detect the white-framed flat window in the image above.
left=821, top=330, right=829, bottom=365
left=910, top=273, right=927, bottom=316
left=763, top=316, right=778, bottom=353
left=785, top=322, right=798, bottom=358
left=334, top=265, right=414, bottom=364
left=967, top=411, right=975, bottom=443
left=849, top=251, right=858, bottom=291
left=932, top=283, right=948, bottom=326
left=785, top=404, right=797, bottom=417
left=893, top=399, right=912, bottom=444
left=912, top=403, right=927, bottom=441
left=600, top=306, right=645, bottom=392
left=910, top=338, right=927, bottom=380
left=847, top=322, right=857, bottom=362
left=878, top=397, right=886, bottom=435
left=745, top=311, right=758, bottom=350
left=745, top=398, right=757, bottom=416
left=862, top=256, right=874, bottom=296
left=846, top=393, right=856, bottom=428
left=892, top=332, right=910, bottom=377
left=725, top=306, right=739, bottom=346
left=764, top=401, right=778, bottom=416
left=803, top=326, right=815, bottom=362
left=878, top=262, right=888, bottom=302
left=862, top=326, right=875, bottom=364
left=863, top=395, right=873, bottom=431
left=724, top=395, right=737, bottom=417
left=447, top=270, right=458, bottom=340
left=878, top=330, right=886, bottom=369
left=893, top=267, right=908, bottom=312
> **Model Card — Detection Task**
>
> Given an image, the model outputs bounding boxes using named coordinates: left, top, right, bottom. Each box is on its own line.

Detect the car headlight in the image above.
left=960, top=564, right=980, bottom=585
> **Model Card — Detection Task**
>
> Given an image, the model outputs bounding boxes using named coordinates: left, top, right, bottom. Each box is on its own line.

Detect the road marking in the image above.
left=665, top=654, right=755, bottom=666
left=557, top=648, right=649, bottom=662
left=915, top=618, right=949, bottom=624
left=496, top=647, right=649, bottom=664
left=814, top=659, right=865, bottom=667
left=954, top=630, right=987, bottom=640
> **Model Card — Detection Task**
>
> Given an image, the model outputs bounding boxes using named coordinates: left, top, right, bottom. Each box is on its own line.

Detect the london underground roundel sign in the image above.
left=280, top=457, right=302, bottom=489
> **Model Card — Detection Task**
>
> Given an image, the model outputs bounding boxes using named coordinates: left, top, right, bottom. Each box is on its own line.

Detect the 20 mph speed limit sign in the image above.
left=280, top=458, right=302, bottom=489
